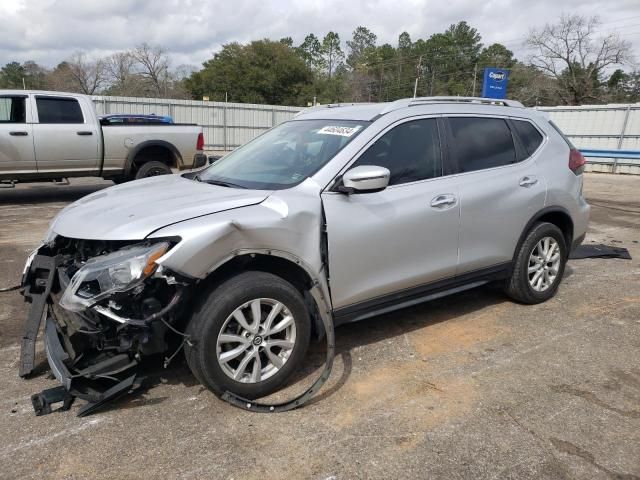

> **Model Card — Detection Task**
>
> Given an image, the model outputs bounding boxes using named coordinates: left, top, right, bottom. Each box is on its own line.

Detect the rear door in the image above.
left=32, top=95, right=99, bottom=174
left=444, top=115, right=546, bottom=274
left=322, top=117, right=460, bottom=311
left=0, top=95, right=36, bottom=174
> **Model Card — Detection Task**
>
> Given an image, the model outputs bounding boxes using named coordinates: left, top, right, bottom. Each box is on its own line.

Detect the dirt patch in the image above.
left=409, top=302, right=510, bottom=358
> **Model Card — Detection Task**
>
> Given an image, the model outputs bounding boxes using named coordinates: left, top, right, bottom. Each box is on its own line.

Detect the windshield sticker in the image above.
left=317, top=125, right=361, bottom=137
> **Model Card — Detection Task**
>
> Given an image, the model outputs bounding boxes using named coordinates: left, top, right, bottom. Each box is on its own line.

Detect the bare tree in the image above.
left=105, top=51, right=139, bottom=95
left=133, top=43, right=170, bottom=96
left=527, top=14, right=633, bottom=104
left=65, top=52, right=107, bottom=94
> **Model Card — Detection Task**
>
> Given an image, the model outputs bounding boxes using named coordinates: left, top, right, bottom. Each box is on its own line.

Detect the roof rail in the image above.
left=410, top=96, right=524, bottom=108
left=377, top=96, right=524, bottom=115
left=294, top=102, right=373, bottom=117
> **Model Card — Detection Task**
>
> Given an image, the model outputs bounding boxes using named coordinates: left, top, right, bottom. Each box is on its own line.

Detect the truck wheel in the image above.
left=504, top=222, right=567, bottom=304
left=185, top=271, right=311, bottom=400
left=134, top=161, right=172, bottom=179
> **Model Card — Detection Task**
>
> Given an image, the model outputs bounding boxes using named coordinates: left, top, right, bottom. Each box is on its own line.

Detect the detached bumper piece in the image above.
left=33, top=315, right=143, bottom=417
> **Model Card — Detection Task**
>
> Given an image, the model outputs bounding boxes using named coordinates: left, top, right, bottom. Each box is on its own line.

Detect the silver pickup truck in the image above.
left=0, top=90, right=207, bottom=184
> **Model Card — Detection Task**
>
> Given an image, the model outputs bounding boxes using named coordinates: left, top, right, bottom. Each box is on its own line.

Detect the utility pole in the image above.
left=413, top=55, right=423, bottom=98
left=429, top=68, right=435, bottom=96
left=22, top=77, right=26, bottom=90
left=472, top=63, right=478, bottom=96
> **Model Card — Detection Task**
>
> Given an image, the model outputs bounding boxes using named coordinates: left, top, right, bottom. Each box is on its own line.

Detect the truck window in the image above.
left=36, top=97, right=84, bottom=124
left=0, top=97, right=26, bottom=123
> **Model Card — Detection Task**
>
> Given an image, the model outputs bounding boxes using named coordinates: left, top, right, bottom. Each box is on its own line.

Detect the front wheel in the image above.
left=505, top=222, right=567, bottom=304
left=185, top=272, right=311, bottom=400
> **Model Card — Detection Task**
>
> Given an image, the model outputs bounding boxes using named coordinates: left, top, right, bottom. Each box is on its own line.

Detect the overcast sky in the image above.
left=1, top=0, right=638, bottom=70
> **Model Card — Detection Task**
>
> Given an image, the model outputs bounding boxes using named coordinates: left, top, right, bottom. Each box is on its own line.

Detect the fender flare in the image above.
left=125, top=140, right=183, bottom=175
left=512, top=206, right=574, bottom=264
left=205, top=248, right=333, bottom=319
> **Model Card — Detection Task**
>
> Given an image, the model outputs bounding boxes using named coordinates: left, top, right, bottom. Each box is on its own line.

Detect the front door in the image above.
left=322, top=117, right=460, bottom=312
left=0, top=95, right=36, bottom=174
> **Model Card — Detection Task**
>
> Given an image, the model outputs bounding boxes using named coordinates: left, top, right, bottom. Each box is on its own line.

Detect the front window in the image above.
left=197, top=119, right=369, bottom=190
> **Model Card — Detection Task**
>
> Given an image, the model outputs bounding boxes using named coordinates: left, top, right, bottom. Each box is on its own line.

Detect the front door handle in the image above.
left=430, top=194, right=457, bottom=209
left=519, top=176, right=538, bottom=187
left=77, top=131, right=93, bottom=136
left=9, top=131, right=28, bottom=136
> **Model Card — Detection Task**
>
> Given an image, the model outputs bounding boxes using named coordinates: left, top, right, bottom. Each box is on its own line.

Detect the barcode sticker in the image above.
left=317, top=125, right=361, bottom=137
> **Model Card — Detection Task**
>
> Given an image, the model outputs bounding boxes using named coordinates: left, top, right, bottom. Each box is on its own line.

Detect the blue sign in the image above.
left=482, top=68, right=510, bottom=99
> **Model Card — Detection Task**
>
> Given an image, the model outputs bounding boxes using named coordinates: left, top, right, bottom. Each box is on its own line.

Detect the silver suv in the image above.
left=21, top=97, right=590, bottom=410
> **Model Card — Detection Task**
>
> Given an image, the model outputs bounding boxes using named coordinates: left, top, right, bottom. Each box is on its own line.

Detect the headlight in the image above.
left=59, top=242, right=169, bottom=312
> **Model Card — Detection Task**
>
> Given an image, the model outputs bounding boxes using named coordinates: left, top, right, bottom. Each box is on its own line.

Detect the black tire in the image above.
left=134, top=160, right=172, bottom=179
left=505, top=222, right=568, bottom=304
left=111, top=176, right=127, bottom=184
left=185, top=271, right=311, bottom=400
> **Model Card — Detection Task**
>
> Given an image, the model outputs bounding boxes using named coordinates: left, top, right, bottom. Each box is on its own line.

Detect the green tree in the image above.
left=0, top=61, right=26, bottom=88
left=185, top=40, right=314, bottom=105
left=297, top=34, right=325, bottom=71
left=346, top=26, right=377, bottom=70
left=321, top=32, right=344, bottom=78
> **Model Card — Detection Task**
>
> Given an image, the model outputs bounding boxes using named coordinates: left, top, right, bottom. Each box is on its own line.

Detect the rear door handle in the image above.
left=430, top=194, right=457, bottom=209
left=9, top=131, right=28, bottom=136
left=77, top=131, right=93, bottom=136
left=519, top=176, right=538, bottom=187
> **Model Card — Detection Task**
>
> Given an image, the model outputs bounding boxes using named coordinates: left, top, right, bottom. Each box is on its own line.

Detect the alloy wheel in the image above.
left=216, top=298, right=296, bottom=383
left=527, top=236, right=561, bottom=292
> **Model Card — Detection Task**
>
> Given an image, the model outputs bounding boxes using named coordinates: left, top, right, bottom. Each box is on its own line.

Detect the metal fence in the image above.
left=89, top=95, right=640, bottom=174
left=538, top=104, right=640, bottom=174
left=91, top=95, right=301, bottom=152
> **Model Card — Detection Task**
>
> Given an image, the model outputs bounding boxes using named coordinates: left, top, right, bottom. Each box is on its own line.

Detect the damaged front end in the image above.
left=21, top=236, right=192, bottom=416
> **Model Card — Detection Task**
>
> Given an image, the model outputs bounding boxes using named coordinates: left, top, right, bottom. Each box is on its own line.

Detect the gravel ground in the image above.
left=0, top=173, right=638, bottom=480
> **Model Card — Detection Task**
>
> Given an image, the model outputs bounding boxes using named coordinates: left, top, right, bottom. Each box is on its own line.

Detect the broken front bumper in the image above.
left=21, top=250, right=175, bottom=416
left=35, top=315, right=139, bottom=416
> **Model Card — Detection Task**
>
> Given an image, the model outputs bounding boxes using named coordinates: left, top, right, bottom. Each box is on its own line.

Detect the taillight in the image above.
left=197, top=132, right=204, bottom=151
left=569, top=149, right=586, bottom=174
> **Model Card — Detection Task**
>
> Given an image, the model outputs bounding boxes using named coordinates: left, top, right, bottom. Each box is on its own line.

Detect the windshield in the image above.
left=197, top=119, right=369, bottom=189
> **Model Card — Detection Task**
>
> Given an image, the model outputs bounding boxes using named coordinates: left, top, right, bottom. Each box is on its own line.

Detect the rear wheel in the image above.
left=134, top=160, right=172, bottom=179
left=185, top=272, right=311, bottom=399
left=505, top=222, right=567, bottom=304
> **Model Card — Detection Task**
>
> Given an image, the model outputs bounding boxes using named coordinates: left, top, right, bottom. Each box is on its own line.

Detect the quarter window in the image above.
left=0, top=97, right=26, bottom=123
left=351, top=118, right=441, bottom=186
left=448, top=117, right=516, bottom=173
left=512, top=120, right=543, bottom=157
left=36, top=97, right=84, bottom=124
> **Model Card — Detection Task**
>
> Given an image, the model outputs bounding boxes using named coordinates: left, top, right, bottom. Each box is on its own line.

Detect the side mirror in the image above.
left=339, top=165, right=390, bottom=194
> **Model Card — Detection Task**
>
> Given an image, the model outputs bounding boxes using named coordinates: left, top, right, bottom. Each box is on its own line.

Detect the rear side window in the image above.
left=447, top=117, right=516, bottom=173
left=0, top=97, right=26, bottom=123
left=352, top=118, right=442, bottom=185
left=36, top=97, right=84, bottom=124
left=512, top=120, right=543, bottom=156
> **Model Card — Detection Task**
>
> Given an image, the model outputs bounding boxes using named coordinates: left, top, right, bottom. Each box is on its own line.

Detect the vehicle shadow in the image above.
left=22, top=284, right=511, bottom=415
left=269, top=283, right=510, bottom=406
left=0, top=182, right=112, bottom=205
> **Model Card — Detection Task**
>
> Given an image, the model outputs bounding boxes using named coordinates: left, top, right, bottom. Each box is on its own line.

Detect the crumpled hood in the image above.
left=49, top=174, right=271, bottom=240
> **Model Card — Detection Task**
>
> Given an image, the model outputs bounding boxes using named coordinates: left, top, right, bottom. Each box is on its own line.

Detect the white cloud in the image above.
left=0, top=0, right=637, bottom=70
